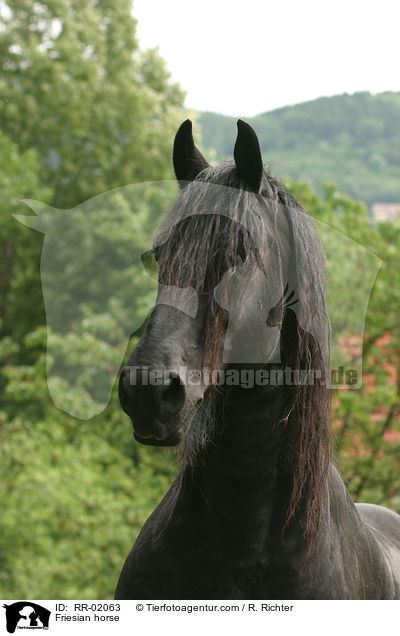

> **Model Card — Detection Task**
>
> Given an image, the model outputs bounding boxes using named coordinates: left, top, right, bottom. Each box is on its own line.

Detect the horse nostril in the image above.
left=160, top=375, right=186, bottom=417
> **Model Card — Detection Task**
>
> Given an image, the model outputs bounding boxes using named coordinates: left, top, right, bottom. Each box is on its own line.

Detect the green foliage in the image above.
left=0, top=133, right=51, bottom=342
left=199, top=92, right=400, bottom=206
left=0, top=0, right=185, bottom=207
left=0, top=388, right=173, bottom=598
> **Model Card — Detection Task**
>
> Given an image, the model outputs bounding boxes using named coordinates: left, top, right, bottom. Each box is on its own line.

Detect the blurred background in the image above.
left=0, top=0, right=399, bottom=598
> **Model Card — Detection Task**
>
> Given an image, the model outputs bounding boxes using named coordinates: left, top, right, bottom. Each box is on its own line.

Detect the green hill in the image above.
left=198, top=92, right=400, bottom=206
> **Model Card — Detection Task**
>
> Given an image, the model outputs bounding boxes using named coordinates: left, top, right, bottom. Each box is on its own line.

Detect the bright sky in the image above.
left=133, top=0, right=400, bottom=117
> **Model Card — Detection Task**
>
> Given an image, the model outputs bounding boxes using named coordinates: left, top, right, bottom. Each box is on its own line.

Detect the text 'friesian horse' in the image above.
left=116, top=120, right=400, bottom=599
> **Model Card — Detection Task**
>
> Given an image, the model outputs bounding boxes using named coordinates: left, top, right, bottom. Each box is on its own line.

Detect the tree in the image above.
left=0, top=0, right=185, bottom=207
left=0, top=133, right=50, bottom=345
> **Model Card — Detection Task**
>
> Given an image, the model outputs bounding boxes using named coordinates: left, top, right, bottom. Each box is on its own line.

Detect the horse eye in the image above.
left=141, top=250, right=159, bottom=281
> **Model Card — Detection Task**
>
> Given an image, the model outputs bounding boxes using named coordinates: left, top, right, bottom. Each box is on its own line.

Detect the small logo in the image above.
left=2, top=603, right=51, bottom=633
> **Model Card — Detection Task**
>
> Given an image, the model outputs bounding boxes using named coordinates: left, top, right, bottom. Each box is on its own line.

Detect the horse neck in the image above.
left=183, top=383, right=312, bottom=564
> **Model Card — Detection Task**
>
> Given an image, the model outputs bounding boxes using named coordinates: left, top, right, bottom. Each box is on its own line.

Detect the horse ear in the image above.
left=173, top=119, right=209, bottom=186
left=234, top=119, right=263, bottom=193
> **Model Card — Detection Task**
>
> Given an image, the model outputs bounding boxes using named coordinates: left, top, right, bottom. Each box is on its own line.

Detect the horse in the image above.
left=115, top=119, right=400, bottom=599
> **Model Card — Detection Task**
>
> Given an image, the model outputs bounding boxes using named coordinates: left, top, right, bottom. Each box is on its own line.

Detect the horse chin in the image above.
left=133, top=427, right=184, bottom=447
left=132, top=401, right=201, bottom=448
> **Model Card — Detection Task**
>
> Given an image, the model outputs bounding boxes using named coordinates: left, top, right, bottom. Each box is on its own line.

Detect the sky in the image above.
left=133, top=0, right=400, bottom=117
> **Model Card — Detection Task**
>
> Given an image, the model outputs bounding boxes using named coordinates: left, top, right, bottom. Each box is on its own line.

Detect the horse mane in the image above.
left=155, top=161, right=331, bottom=557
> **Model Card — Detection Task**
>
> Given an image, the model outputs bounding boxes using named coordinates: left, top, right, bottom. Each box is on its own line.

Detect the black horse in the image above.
left=116, top=120, right=400, bottom=599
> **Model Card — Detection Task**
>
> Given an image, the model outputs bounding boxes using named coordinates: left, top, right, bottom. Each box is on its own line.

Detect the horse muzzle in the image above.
left=118, top=365, right=187, bottom=446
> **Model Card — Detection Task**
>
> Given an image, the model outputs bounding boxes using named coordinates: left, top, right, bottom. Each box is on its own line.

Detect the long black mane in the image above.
left=155, top=160, right=331, bottom=553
